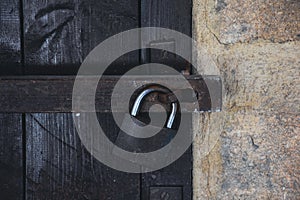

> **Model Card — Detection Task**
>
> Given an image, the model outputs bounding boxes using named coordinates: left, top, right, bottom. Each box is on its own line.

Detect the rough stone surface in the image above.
left=192, top=0, right=300, bottom=199
left=202, top=0, right=300, bottom=44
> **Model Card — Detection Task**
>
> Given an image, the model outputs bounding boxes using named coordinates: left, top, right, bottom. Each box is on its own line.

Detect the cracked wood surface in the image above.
left=0, top=114, right=23, bottom=200
left=23, top=1, right=142, bottom=199
left=22, top=0, right=194, bottom=199
left=0, top=0, right=196, bottom=199
left=0, top=1, right=24, bottom=200
left=23, top=0, right=139, bottom=75
left=26, top=113, right=140, bottom=200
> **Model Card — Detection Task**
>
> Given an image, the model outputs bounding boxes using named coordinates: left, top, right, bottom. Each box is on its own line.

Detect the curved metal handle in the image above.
left=166, top=102, right=177, bottom=129
left=130, top=87, right=178, bottom=129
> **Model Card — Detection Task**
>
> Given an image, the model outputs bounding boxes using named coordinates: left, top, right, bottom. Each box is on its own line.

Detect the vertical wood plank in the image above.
left=0, top=114, right=23, bottom=200
left=0, top=0, right=22, bottom=75
left=23, top=0, right=139, bottom=75
left=142, top=152, right=192, bottom=200
left=141, top=1, right=193, bottom=199
left=141, top=115, right=193, bottom=200
left=141, top=0, right=192, bottom=34
left=141, top=0, right=192, bottom=73
left=26, top=113, right=140, bottom=200
left=0, top=1, right=23, bottom=199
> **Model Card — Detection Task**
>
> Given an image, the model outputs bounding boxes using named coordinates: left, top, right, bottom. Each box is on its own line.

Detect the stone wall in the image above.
left=192, top=0, right=300, bottom=199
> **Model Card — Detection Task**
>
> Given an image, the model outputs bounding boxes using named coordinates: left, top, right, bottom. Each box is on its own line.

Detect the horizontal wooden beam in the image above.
left=0, top=75, right=222, bottom=113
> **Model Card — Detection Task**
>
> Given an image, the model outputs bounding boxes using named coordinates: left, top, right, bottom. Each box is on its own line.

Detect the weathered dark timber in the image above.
left=0, top=75, right=221, bottom=113
left=149, top=186, right=183, bottom=200
left=0, top=1, right=24, bottom=200
left=23, top=0, right=139, bottom=75
left=26, top=113, right=140, bottom=200
left=0, top=0, right=22, bottom=75
left=142, top=152, right=192, bottom=200
left=0, top=114, right=23, bottom=200
left=22, top=1, right=142, bottom=199
left=141, top=0, right=192, bottom=73
left=141, top=114, right=193, bottom=200
left=140, top=2, right=193, bottom=200
left=18, top=0, right=196, bottom=200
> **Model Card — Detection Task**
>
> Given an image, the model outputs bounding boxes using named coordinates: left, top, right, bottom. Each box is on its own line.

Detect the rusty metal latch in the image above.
left=0, top=75, right=222, bottom=113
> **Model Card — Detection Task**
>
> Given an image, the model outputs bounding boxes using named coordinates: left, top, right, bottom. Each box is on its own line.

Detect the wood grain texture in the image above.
left=0, top=114, right=23, bottom=200
left=23, top=0, right=139, bottom=75
left=142, top=0, right=192, bottom=33
left=140, top=2, right=194, bottom=199
left=0, top=1, right=23, bottom=199
left=21, top=1, right=195, bottom=199
left=0, top=0, right=22, bottom=75
left=26, top=113, right=140, bottom=200
left=141, top=115, right=192, bottom=200
left=141, top=0, right=192, bottom=73
left=0, top=75, right=221, bottom=113
left=23, top=1, right=141, bottom=199
left=142, top=153, right=192, bottom=200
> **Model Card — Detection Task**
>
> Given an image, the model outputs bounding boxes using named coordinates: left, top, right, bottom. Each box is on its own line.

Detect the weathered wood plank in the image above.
left=141, top=0, right=192, bottom=73
left=23, top=0, right=139, bottom=75
left=23, top=1, right=141, bottom=199
left=21, top=1, right=196, bottom=199
left=141, top=114, right=193, bottom=200
left=142, top=152, right=192, bottom=200
left=0, top=1, right=24, bottom=199
left=0, top=75, right=221, bottom=113
left=140, top=2, right=193, bottom=199
left=26, top=113, right=140, bottom=200
left=0, top=114, right=23, bottom=200
left=0, top=0, right=22, bottom=75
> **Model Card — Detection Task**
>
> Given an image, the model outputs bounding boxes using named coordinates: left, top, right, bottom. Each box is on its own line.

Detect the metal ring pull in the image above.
left=130, top=86, right=178, bottom=129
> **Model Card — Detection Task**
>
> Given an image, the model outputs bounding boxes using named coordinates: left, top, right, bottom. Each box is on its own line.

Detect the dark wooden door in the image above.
left=0, top=0, right=192, bottom=199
